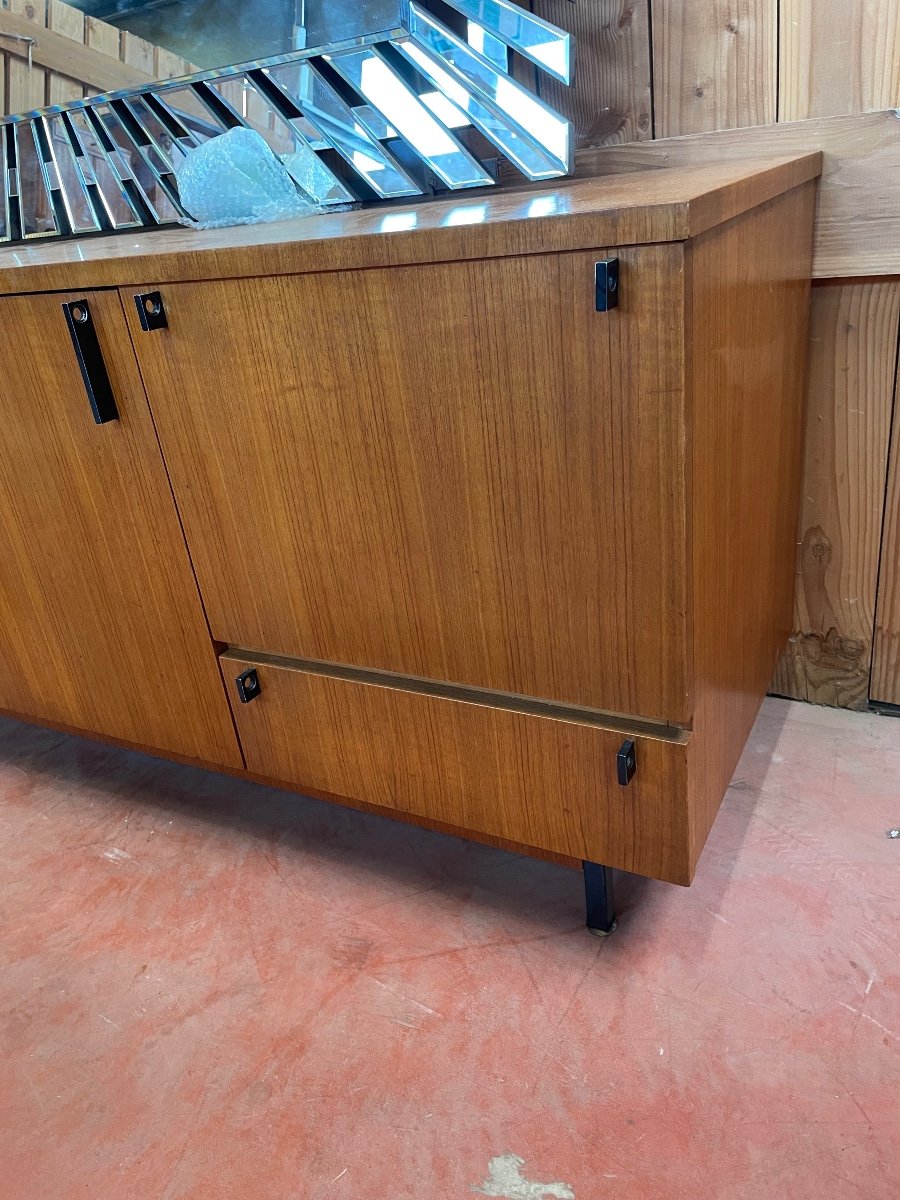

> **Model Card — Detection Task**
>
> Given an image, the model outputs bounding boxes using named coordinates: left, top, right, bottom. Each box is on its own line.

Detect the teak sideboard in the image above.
left=0, top=155, right=820, bottom=932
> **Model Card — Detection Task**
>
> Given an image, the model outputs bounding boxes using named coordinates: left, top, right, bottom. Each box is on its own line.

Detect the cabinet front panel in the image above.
left=220, top=651, right=692, bottom=884
left=129, top=247, right=690, bottom=721
left=0, top=290, right=242, bottom=768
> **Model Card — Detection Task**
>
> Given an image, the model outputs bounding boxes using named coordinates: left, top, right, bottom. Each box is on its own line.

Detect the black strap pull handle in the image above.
left=62, top=299, right=119, bottom=425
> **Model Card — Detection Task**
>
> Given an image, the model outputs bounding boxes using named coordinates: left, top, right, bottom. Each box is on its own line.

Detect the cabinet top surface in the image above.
left=0, top=154, right=819, bottom=294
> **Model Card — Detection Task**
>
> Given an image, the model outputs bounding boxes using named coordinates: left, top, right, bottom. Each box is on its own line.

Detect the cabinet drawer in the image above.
left=220, top=651, right=693, bottom=884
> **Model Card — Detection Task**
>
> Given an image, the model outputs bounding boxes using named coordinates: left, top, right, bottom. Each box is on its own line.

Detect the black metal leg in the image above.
left=583, top=861, right=616, bottom=936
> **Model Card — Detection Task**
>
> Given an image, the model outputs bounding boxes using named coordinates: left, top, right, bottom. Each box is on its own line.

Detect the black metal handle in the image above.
left=62, top=299, right=119, bottom=425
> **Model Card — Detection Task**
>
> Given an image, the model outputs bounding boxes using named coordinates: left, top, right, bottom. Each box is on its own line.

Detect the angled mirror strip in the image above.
left=325, top=46, right=496, bottom=190
left=263, top=62, right=420, bottom=200
left=397, top=38, right=561, bottom=180
left=441, top=0, right=574, bottom=84
left=404, top=2, right=571, bottom=174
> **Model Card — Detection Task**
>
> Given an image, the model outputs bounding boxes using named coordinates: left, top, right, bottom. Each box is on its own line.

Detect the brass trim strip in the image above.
left=220, top=646, right=691, bottom=744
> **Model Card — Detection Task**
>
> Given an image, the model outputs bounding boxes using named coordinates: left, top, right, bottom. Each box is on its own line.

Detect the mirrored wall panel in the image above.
left=0, top=0, right=575, bottom=245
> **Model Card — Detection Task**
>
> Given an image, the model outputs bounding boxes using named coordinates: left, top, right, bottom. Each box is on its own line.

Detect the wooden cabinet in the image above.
left=0, top=156, right=820, bottom=921
left=0, top=290, right=242, bottom=768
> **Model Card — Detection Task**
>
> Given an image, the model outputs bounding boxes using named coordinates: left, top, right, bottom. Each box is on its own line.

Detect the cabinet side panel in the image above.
left=686, top=181, right=817, bottom=870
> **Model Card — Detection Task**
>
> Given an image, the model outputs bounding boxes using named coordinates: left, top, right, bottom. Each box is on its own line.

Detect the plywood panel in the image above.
left=870, top=365, right=900, bottom=704
left=531, top=0, right=652, bottom=145
left=772, top=281, right=900, bottom=708
left=780, top=0, right=900, bottom=122
left=651, top=0, right=776, bottom=135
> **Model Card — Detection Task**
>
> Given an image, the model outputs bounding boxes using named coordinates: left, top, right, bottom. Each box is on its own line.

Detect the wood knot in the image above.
left=695, top=86, right=705, bottom=98
left=726, top=19, right=739, bottom=33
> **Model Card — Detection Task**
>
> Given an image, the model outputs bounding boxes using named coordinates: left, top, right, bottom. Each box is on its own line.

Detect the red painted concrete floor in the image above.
left=0, top=698, right=898, bottom=1200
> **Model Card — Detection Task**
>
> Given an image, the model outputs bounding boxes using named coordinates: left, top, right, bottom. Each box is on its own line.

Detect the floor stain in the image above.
left=473, top=1153, right=575, bottom=1199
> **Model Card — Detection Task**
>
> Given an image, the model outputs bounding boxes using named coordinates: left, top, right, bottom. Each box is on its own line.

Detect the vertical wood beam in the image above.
left=871, top=347, right=900, bottom=704
left=651, top=0, right=776, bottom=136
left=772, top=281, right=900, bottom=708
left=779, top=0, right=900, bottom=122
left=47, top=0, right=84, bottom=105
left=7, top=0, right=46, bottom=111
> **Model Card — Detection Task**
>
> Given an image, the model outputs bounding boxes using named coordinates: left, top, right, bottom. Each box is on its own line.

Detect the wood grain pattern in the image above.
left=6, top=0, right=45, bottom=114
left=47, top=0, right=84, bottom=105
left=129, top=247, right=691, bottom=722
left=773, top=281, right=900, bottom=708
left=569, top=110, right=900, bottom=279
left=871, top=358, right=900, bottom=704
left=531, top=0, right=652, bottom=145
left=687, top=183, right=816, bottom=860
left=779, top=0, right=900, bottom=121
left=84, top=13, right=120, bottom=59
left=651, top=0, right=776, bottom=136
left=120, top=29, right=154, bottom=76
left=0, top=6, right=151, bottom=96
left=0, top=289, right=242, bottom=768
left=0, top=155, right=820, bottom=293
left=220, top=651, right=693, bottom=884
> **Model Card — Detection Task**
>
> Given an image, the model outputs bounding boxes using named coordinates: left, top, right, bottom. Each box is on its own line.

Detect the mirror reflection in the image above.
left=63, top=2, right=408, bottom=72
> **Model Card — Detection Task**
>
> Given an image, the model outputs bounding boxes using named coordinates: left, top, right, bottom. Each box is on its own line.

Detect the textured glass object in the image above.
left=326, top=46, right=495, bottom=189
left=207, top=76, right=355, bottom=204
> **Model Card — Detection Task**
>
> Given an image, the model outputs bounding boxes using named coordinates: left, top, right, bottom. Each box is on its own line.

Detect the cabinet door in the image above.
left=127, top=248, right=690, bottom=722
left=0, top=290, right=242, bottom=767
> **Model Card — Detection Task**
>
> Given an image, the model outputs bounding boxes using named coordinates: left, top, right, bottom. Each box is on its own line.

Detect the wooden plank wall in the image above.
left=0, top=0, right=194, bottom=114
left=530, top=0, right=900, bottom=711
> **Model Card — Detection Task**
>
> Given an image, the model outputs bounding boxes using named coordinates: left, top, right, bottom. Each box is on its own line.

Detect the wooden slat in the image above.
left=780, top=0, right=900, bottom=122
left=869, top=352, right=900, bottom=704
left=84, top=14, right=119, bottom=59
left=651, top=0, right=776, bottom=135
left=0, top=10, right=150, bottom=96
left=772, top=281, right=900, bottom=709
left=568, top=110, right=900, bottom=279
left=7, top=0, right=46, bottom=113
left=47, top=0, right=83, bottom=106
left=155, top=46, right=191, bottom=81
left=121, top=30, right=154, bottom=76
left=530, top=0, right=652, bottom=146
